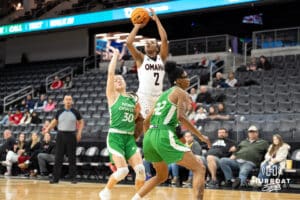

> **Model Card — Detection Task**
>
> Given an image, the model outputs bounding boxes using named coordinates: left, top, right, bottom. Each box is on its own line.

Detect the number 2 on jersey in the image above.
left=154, top=72, right=160, bottom=86
left=154, top=100, right=166, bottom=115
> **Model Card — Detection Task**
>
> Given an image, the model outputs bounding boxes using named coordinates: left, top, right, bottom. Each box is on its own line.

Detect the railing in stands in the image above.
left=186, top=75, right=200, bottom=92
left=252, top=26, right=300, bottom=49
left=3, top=85, right=34, bottom=112
left=45, top=66, right=73, bottom=93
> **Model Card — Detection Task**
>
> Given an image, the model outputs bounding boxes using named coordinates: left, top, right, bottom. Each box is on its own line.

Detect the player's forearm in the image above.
left=156, top=19, right=168, bottom=42
left=47, top=120, right=57, bottom=131
left=108, top=52, right=119, bottom=75
left=126, top=26, right=139, bottom=45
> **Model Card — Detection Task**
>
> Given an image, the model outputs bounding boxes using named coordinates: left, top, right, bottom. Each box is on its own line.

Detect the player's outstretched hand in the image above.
left=149, top=8, right=158, bottom=22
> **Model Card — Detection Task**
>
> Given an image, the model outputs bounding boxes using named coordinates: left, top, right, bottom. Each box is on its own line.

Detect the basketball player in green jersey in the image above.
left=131, top=61, right=211, bottom=200
left=99, top=47, right=145, bottom=200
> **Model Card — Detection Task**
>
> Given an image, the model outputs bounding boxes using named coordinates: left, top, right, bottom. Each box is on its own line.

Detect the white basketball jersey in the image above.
left=137, top=55, right=165, bottom=96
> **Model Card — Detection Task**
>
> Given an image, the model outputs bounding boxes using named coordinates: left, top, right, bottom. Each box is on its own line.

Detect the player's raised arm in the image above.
left=126, top=24, right=145, bottom=66
left=150, top=8, right=168, bottom=62
left=106, top=47, right=120, bottom=106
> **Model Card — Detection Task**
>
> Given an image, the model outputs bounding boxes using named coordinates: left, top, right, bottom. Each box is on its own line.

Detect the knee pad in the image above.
left=134, top=164, right=146, bottom=181
left=112, top=167, right=129, bottom=181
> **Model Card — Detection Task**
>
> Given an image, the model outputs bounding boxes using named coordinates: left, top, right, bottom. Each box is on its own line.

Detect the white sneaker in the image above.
left=249, top=176, right=261, bottom=187
left=1, top=161, right=8, bottom=166
left=99, top=189, right=111, bottom=200
left=4, top=172, right=11, bottom=176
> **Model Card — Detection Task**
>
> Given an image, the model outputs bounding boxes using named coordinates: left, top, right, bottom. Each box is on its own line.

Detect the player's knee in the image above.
left=156, top=172, right=169, bottom=183
left=112, top=167, right=129, bottom=181
left=134, top=164, right=146, bottom=181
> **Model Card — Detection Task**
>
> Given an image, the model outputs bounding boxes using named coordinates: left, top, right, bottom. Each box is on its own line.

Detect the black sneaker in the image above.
left=223, top=180, right=232, bottom=187
left=71, top=179, right=77, bottom=184
left=232, top=178, right=241, bottom=189
left=206, top=180, right=219, bottom=189
left=49, top=179, right=59, bottom=184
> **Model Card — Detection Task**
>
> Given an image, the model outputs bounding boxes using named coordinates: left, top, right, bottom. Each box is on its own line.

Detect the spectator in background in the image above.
left=189, top=88, right=198, bottom=102
left=257, top=56, right=272, bottom=71
left=41, top=120, right=51, bottom=135
left=168, top=132, right=202, bottom=186
left=18, top=132, right=41, bottom=178
left=225, top=72, right=237, bottom=87
left=0, top=111, right=12, bottom=126
left=25, top=95, right=35, bottom=112
left=182, top=132, right=203, bottom=186
left=194, top=106, right=207, bottom=122
left=16, top=99, right=26, bottom=112
left=250, top=134, right=290, bottom=187
left=1, top=133, right=26, bottom=176
left=0, top=130, right=16, bottom=165
left=196, top=86, right=214, bottom=107
left=44, top=98, right=56, bottom=112
left=205, top=128, right=236, bottom=189
left=212, top=56, right=224, bottom=71
left=30, top=112, right=42, bottom=124
left=9, top=109, right=23, bottom=125
left=208, top=105, right=230, bottom=120
left=34, top=94, right=47, bottom=111
left=212, top=72, right=228, bottom=88
left=247, top=62, right=257, bottom=72
left=217, top=103, right=226, bottom=115
left=219, top=125, right=269, bottom=189
left=20, top=109, right=32, bottom=125
left=50, top=76, right=64, bottom=90
left=63, top=76, right=72, bottom=89
left=37, top=133, right=56, bottom=177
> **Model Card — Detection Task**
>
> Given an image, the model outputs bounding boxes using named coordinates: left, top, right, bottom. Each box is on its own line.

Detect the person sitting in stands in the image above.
left=1, top=133, right=26, bottom=176
left=257, top=55, right=272, bottom=71
left=25, top=95, right=35, bottom=112
left=208, top=105, right=230, bottom=120
left=196, top=86, right=214, bottom=107
left=34, top=94, right=47, bottom=111
left=250, top=134, right=290, bottom=188
left=212, top=72, right=228, bottom=88
left=225, top=72, right=237, bottom=87
left=63, top=76, right=73, bottom=89
left=37, top=133, right=56, bottom=177
left=0, top=111, right=12, bottom=126
left=219, top=125, right=269, bottom=189
left=30, top=112, right=42, bottom=125
left=9, top=109, right=23, bottom=125
left=20, top=110, right=32, bottom=125
left=50, top=76, right=64, bottom=90
left=44, top=98, right=56, bottom=112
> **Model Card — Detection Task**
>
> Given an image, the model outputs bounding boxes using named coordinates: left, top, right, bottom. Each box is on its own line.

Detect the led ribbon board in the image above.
left=0, top=0, right=258, bottom=36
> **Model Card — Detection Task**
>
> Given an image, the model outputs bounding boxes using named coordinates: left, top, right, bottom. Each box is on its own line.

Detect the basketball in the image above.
left=130, top=7, right=150, bottom=25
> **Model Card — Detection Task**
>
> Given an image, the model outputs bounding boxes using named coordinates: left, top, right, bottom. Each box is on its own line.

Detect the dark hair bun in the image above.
left=165, top=61, right=177, bottom=73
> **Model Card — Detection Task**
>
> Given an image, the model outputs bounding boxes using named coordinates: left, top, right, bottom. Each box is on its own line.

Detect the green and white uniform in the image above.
left=143, top=87, right=190, bottom=164
left=107, top=94, right=138, bottom=161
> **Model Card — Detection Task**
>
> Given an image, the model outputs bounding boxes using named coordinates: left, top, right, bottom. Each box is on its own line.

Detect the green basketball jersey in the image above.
left=150, top=87, right=179, bottom=130
left=109, top=94, right=136, bottom=134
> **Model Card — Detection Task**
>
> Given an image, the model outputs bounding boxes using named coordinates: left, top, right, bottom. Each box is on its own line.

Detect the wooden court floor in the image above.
left=0, top=178, right=299, bottom=200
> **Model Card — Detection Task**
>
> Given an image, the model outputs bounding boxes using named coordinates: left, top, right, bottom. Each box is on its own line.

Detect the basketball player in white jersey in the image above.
left=126, top=8, right=168, bottom=118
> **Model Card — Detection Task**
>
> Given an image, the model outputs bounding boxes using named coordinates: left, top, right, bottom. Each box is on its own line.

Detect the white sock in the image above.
left=131, top=193, right=142, bottom=200
left=102, top=187, right=111, bottom=193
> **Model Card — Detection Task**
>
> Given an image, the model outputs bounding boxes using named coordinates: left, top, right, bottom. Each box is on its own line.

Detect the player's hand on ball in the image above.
left=134, top=23, right=146, bottom=29
left=149, top=8, right=158, bottom=22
